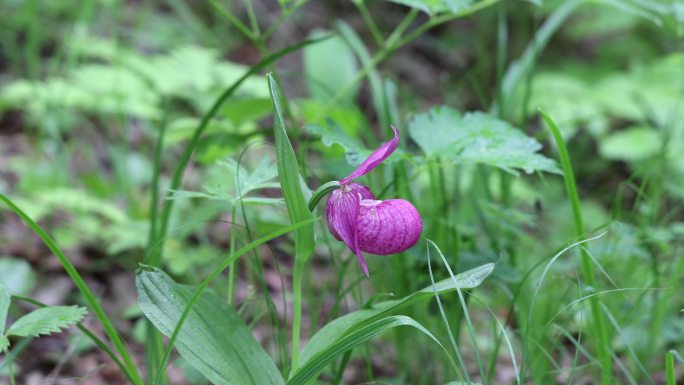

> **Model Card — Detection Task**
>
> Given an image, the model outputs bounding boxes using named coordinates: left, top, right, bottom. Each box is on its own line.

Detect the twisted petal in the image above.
left=326, top=183, right=374, bottom=241
left=357, top=198, right=422, bottom=255
left=325, top=185, right=371, bottom=275
left=340, top=125, right=399, bottom=185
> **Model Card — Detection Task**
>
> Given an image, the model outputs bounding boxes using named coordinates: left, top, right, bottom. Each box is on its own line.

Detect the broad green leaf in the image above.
left=0, top=257, right=36, bottom=296
left=299, top=263, right=494, bottom=367
left=303, top=30, right=358, bottom=103
left=136, top=267, right=284, bottom=385
left=6, top=306, right=87, bottom=338
left=0, top=336, right=8, bottom=354
left=0, top=284, right=9, bottom=333
left=268, top=74, right=315, bottom=262
left=409, top=107, right=560, bottom=175
left=387, top=0, right=472, bottom=15
left=288, top=315, right=452, bottom=385
left=599, top=126, right=662, bottom=161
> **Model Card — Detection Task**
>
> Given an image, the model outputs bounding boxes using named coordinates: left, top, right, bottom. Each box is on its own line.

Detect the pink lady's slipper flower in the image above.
left=326, top=126, right=422, bottom=276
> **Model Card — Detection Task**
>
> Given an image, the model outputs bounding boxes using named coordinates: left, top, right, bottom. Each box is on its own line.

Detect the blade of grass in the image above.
left=426, top=242, right=469, bottom=384
left=268, top=72, right=316, bottom=373
left=0, top=193, right=144, bottom=385
left=665, top=350, right=683, bottom=385
left=428, top=240, right=487, bottom=384
left=539, top=109, right=612, bottom=385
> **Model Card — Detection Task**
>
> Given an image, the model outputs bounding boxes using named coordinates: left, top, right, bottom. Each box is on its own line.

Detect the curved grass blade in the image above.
left=287, top=315, right=456, bottom=385
left=299, top=263, right=494, bottom=367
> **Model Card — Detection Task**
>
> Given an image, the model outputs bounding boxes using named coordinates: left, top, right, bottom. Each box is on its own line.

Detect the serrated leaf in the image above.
left=0, top=335, right=8, bottom=353
left=386, top=0, right=473, bottom=15
left=137, top=267, right=284, bottom=385
left=0, top=284, right=10, bottom=333
left=6, top=306, right=87, bottom=338
left=409, top=107, right=561, bottom=175
left=299, top=263, right=494, bottom=367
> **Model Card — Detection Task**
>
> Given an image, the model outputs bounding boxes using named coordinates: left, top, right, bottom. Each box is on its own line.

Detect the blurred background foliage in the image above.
left=0, top=0, right=683, bottom=384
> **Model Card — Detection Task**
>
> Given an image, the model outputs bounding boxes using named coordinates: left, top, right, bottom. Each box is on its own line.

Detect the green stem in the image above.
left=208, top=0, right=256, bottom=41
left=307, top=181, right=341, bottom=212
left=540, top=110, right=612, bottom=385
left=227, top=204, right=238, bottom=305
left=290, top=258, right=305, bottom=373
left=353, top=0, right=384, bottom=46
left=666, top=350, right=677, bottom=385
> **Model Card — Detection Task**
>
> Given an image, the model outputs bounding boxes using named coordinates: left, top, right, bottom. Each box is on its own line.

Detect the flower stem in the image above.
left=308, top=181, right=342, bottom=212
left=227, top=204, right=238, bottom=305
left=291, top=258, right=305, bottom=373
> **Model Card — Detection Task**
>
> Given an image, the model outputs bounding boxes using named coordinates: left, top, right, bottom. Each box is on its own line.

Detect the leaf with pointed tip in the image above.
left=6, top=306, right=87, bottom=338
left=288, top=315, right=454, bottom=385
left=137, top=267, right=284, bottom=385
left=299, top=263, right=494, bottom=367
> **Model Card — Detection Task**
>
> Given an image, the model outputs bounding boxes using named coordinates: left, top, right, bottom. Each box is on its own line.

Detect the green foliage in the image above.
left=171, top=156, right=283, bottom=207
left=136, top=266, right=285, bottom=385
left=0, top=258, right=36, bottom=296
left=289, top=315, right=453, bottom=385
left=387, top=0, right=473, bottom=15
left=303, top=31, right=359, bottom=103
left=268, top=74, right=315, bottom=262
left=5, top=306, right=87, bottom=338
left=599, top=126, right=663, bottom=161
left=306, top=122, right=373, bottom=166
left=299, top=263, right=495, bottom=367
left=409, top=107, right=560, bottom=175
left=0, top=284, right=9, bottom=334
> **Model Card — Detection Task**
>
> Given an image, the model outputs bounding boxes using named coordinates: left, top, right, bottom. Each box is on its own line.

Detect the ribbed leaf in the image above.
left=137, top=267, right=284, bottom=385
left=299, top=263, right=494, bottom=366
left=267, top=73, right=314, bottom=262
left=6, top=306, right=86, bottom=337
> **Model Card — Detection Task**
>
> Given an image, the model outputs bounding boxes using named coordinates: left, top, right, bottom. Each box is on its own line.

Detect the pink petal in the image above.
left=325, top=186, right=369, bottom=275
left=340, top=125, right=399, bottom=185
left=357, top=198, right=422, bottom=255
